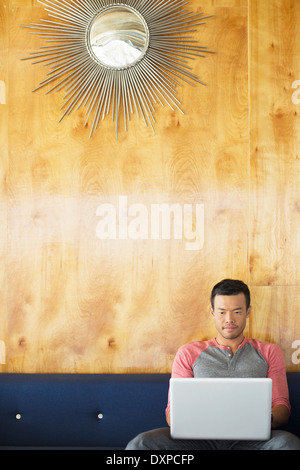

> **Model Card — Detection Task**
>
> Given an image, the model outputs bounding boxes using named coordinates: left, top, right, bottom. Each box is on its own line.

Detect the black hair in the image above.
left=210, top=279, right=251, bottom=310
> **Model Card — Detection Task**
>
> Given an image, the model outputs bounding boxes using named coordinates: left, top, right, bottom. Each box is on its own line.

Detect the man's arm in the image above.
left=271, top=404, right=290, bottom=429
left=165, top=343, right=197, bottom=425
left=166, top=410, right=170, bottom=427
left=264, top=343, right=291, bottom=427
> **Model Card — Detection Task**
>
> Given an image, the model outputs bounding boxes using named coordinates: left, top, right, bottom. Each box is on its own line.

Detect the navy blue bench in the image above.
left=0, top=373, right=298, bottom=449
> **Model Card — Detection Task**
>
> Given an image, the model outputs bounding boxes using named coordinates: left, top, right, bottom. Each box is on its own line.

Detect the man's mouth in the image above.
left=223, top=326, right=237, bottom=331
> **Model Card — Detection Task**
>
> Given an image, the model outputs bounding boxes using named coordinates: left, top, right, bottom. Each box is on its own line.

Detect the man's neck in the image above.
left=215, top=335, right=245, bottom=354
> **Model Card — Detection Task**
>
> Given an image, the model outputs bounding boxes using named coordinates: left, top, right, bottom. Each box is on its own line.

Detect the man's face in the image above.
left=210, top=293, right=251, bottom=341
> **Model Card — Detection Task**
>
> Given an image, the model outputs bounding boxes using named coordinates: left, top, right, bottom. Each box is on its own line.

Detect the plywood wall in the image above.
left=0, top=0, right=299, bottom=373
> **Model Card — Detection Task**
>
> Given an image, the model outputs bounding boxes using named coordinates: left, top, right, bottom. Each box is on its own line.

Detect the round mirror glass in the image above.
left=89, top=6, right=149, bottom=68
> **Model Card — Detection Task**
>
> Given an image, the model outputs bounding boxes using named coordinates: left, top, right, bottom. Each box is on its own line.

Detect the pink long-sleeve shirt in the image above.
left=166, top=337, right=290, bottom=418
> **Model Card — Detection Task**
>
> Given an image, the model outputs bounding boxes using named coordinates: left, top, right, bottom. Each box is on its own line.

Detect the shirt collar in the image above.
left=212, top=336, right=248, bottom=350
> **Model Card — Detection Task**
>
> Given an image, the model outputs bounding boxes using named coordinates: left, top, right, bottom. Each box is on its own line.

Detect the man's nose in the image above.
left=225, top=312, right=234, bottom=323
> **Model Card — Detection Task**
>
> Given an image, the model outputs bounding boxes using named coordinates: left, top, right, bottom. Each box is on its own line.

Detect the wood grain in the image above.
left=250, top=286, right=300, bottom=372
left=0, top=0, right=8, bottom=372
left=0, top=0, right=299, bottom=374
left=249, top=0, right=300, bottom=286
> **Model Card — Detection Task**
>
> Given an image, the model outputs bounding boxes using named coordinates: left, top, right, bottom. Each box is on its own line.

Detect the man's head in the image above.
left=210, top=279, right=251, bottom=310
left=210, top=279, right=251, bottom=343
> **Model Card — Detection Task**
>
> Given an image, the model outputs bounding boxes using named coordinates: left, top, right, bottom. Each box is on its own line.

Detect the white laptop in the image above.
left=170, top=378, right=272, bottom=440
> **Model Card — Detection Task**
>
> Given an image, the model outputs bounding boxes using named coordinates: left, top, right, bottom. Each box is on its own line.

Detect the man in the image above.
left=126, top=279, right=300, bottom=450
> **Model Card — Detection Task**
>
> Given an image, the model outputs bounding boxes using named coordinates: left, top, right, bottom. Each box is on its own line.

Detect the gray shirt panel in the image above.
left=193, top=342, right=269, bottom=378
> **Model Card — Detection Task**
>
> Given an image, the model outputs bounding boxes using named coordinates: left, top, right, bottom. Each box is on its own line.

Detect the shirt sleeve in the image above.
left=266, top=344, right=291, bottom=412
left=165, top=344, right=196, bottom=420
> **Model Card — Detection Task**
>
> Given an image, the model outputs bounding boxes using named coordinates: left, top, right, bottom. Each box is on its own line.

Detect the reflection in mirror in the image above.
left=89, top=7, right=149, bottom=68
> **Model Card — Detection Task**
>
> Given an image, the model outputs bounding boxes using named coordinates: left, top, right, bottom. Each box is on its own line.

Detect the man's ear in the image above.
left=210, top=307, right=215, bottom=318
left=246, top=306, right=251, bottom=318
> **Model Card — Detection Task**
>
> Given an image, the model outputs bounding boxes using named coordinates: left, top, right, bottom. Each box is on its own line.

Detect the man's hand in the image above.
left=271, top=404, right=290, bottom=429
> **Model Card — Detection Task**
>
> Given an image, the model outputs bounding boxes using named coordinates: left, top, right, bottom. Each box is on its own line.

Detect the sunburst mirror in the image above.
left=21, top=0, right=214, bottom=138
